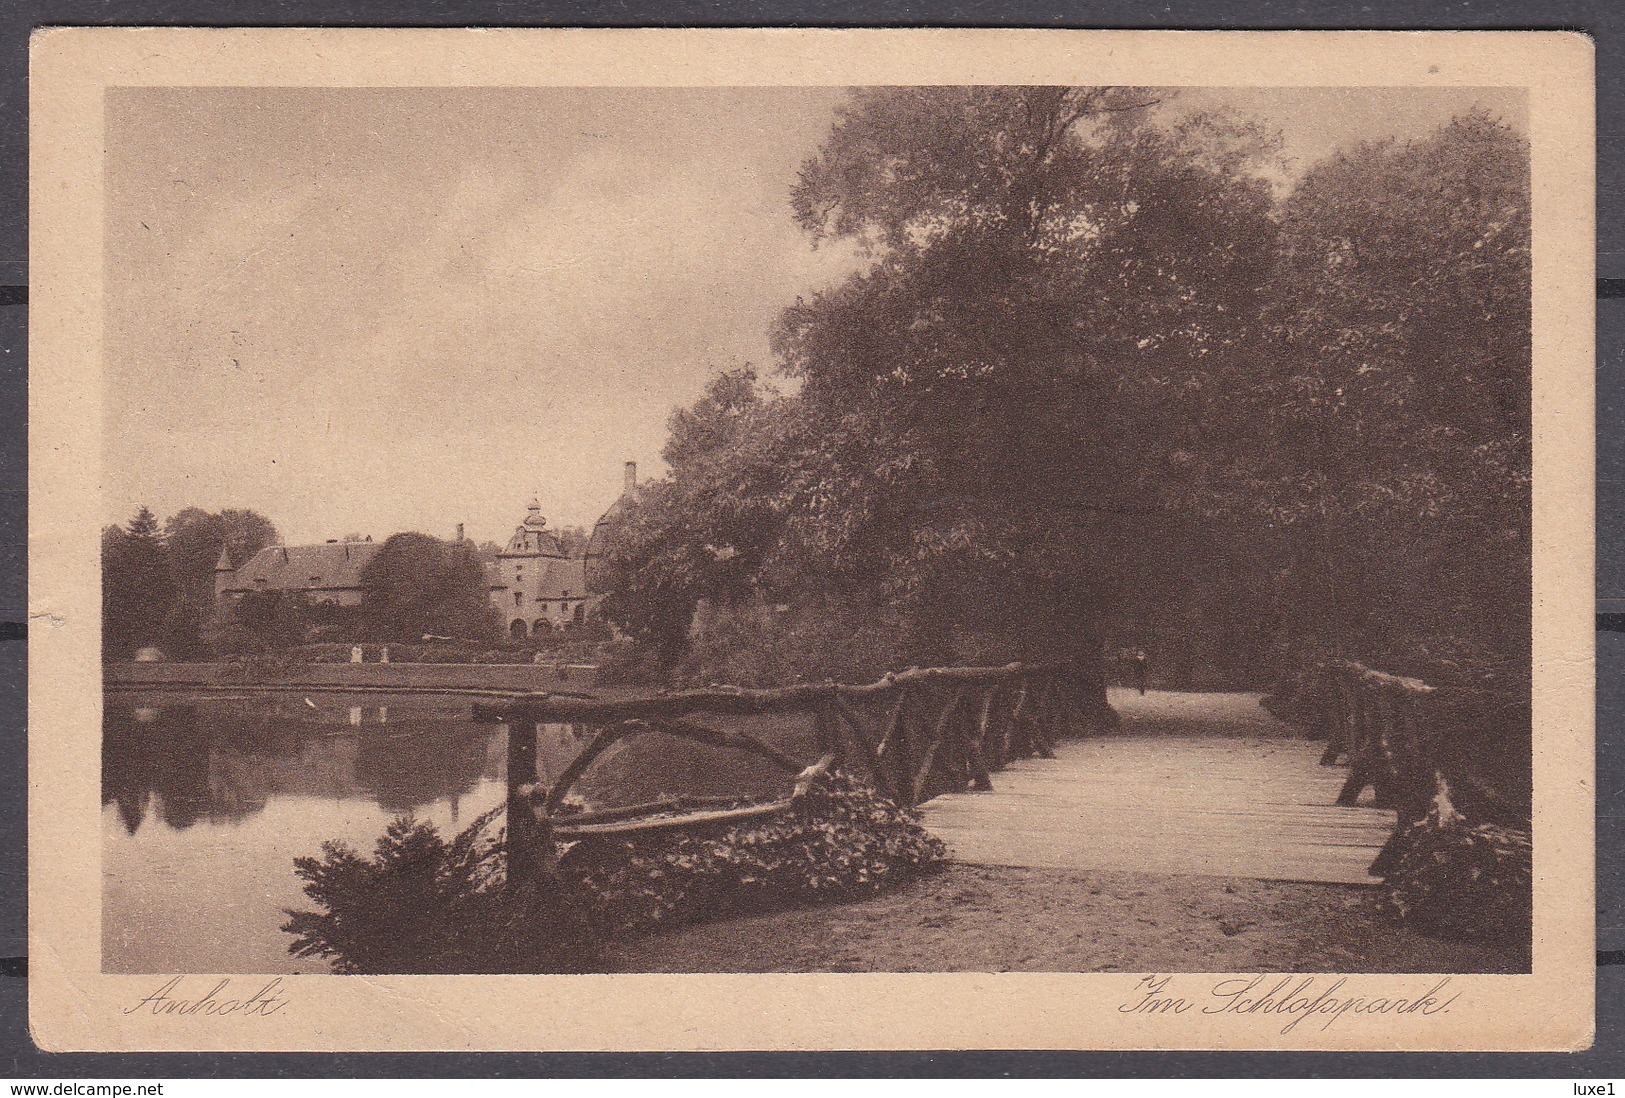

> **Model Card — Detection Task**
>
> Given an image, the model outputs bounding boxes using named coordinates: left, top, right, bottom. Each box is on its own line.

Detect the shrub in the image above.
left=1381, top=800, right=1532, bottom=950
left=283, top=771, right=947, bottom=971
left=674, top=596, right=911, bottom=688
left=282, top=806, right=600, bottom=974
left=559, top=770, right=949, bottom=938
left=595, top=639, right=670, bottom=686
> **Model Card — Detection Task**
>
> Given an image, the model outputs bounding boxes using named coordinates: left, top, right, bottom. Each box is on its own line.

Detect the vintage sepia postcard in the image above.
left=28, top=27, right=1594, bottom=1051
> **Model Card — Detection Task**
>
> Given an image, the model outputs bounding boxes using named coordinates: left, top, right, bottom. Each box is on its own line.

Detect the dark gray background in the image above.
left=0, top=0, right=1616, bottom=1078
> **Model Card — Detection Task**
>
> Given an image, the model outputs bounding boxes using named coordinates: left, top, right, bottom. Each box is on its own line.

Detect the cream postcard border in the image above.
left=27, top=27, right=1596, bottom=1052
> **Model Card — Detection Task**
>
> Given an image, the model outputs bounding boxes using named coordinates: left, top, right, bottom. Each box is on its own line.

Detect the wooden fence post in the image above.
left=1337, top=677, right=1376, bottom=808
left=1371, top=688, right=1399, bottom=809
left=884, top=691, right=910, bottom=802
left=814, top=696, right=846, bottom=770
left=965, top=686, right=995, bottom=792
left=893, top=685, right=917, bottom=806
left=984, top=685, right=1009, bottom=769
left=1030, top=677, right=1057, bottom=759
left=1317, top=665, right=1344, bottom=766
left=505, top=720, right=542, bottom=890
left=910, top=686, right=965, bottom=806
left=1007, top=678, right=1031, bottom=759
left=835, top=696, right=894, bottom=801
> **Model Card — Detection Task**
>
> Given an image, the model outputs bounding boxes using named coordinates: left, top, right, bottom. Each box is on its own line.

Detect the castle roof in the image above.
left=502, top=498, right=567, bottom=557
left=584, top=479, right=641, bottom=592
left=225, top=541, right=386, bottom=593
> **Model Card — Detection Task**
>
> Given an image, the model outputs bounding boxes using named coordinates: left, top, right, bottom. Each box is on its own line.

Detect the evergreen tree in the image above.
left=102, top=506, right=174, bottom=660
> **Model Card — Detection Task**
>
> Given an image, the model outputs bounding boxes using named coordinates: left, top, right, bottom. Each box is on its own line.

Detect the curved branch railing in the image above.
left=476, top=661, right=1099, bottom=887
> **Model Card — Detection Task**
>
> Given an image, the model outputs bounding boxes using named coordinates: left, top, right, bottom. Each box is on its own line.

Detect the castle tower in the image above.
left=213, top=544, right=236, bottom=602
left=491, top=496, right=588, bottom=640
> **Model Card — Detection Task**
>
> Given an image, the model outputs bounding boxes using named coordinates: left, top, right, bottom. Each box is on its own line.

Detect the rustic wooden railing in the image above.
left=474, top=661, right=1097, bottom=887
left=1311, top=658, right=1439, bottom=813
left=1291, top=659, right=1455, bottom=877
left=1307, top=656, right=1538, bottom=882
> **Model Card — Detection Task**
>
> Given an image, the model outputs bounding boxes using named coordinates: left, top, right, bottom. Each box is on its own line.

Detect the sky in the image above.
left=103, top=85, right=1525, bottom=545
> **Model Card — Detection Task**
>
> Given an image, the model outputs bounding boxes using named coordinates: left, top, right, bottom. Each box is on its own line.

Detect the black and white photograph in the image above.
left=26, top=27, right=1594, bottom=1052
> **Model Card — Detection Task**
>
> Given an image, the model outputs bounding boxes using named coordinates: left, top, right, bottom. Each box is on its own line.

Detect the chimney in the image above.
left=623, top=460, right=637, bottom=494
left=455, top=523, right=465, bottom=543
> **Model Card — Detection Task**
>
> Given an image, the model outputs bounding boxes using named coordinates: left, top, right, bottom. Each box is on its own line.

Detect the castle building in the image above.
left=489, top=460, right=640, bottom=640
left=212, top=461, right=642, bottom=642
left=214, top=539, right=384, bottom=606
left=487, top=500, right=591, bottom=640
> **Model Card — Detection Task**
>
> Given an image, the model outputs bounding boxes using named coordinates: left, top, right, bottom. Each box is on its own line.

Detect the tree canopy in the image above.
left=164, top=507, right=281, bottom=654
left=103, top=505, right=281, bottom=659
left=358, top=533, right=498, bottom=643
left=604, top=88, right=1291, bottom=686
left=598, top=89, right=1530, bottom=708
left=1242, top=111, right=1531, bottom=670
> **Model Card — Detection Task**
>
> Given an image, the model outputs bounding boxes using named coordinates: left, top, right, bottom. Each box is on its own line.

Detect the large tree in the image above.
left=358, top=533, right=499, bottom=643
left=604, top=88, right=1286, bottom=695
left=102, top=506, right=174, bottom=660
left=164, top=507, right=280, bottom=655
left=774, top=88, right=1281, bottom=691
left=1237, top=111, right=1531, bottom=673
left=597, top=366, right=802, bottom=669
left=601, top=91, right=1531, bottom=729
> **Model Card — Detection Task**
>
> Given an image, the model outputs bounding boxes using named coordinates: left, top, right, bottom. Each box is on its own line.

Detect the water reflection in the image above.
left=101, top=692, right=819, bottom=973
left=102, top=696, right=505, bottom=832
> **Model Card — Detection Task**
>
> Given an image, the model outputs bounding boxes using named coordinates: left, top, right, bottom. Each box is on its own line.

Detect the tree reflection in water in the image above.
left=101, top=695, right=506, bottom=833
left=102, top=694, right=824, bottom=834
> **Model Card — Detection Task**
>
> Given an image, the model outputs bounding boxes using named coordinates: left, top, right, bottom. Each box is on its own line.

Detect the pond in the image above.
left=101, top=691, right=820, bottom=974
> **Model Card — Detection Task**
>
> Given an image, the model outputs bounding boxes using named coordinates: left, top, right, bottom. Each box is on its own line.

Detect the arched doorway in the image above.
left=572, top=603, right=585, bottom=625
left=509, top=619, right=528, bottom=640
left=533, top=618, right=552, bottom=637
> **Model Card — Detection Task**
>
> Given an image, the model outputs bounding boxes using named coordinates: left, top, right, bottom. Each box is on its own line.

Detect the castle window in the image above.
left=513, top=592, right=522, bottom=607
left=563, top=590, right=571, bottom=598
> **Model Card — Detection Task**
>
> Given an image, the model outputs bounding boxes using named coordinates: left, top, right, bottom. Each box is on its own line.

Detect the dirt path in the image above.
left=605, top=863, right=1526, bottom=974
